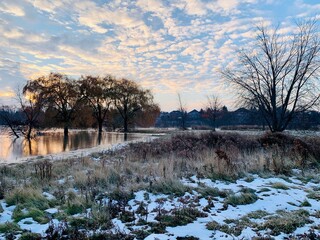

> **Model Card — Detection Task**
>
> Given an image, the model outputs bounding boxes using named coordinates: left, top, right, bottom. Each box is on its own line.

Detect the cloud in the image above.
left=181, top=0, right=207, bottom=16
left=0, top=0, right=319, bottom=110
left=26, top=0, right=65, bottom=14
left=3, top=28, right=23, bottom=39
left=0, top=1, right=25, bottom=16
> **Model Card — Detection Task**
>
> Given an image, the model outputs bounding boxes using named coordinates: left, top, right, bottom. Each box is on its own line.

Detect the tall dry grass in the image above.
left=0, top=131, right=319, bottom=211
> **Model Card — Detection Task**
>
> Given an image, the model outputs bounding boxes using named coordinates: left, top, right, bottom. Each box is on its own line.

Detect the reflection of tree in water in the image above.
left=63, top=135, right=69, bottom=152
left=0, top=130, right=145, bottom=161
left=70, top=131, right=92, bottom=150
left=1, top=137, right=20, bottom=160
left=22, top=138, right=36, bottom=156
left=97, top=132, right=102, bottom=145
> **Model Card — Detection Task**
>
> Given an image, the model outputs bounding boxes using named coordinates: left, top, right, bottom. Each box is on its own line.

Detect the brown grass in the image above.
left=0, top=131, right=318, bottom=214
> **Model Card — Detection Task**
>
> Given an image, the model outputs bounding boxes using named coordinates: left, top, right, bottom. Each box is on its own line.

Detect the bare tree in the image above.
left=18, top=86, right=45, bottom=140
left=178, top=93, right=188, bottom=130
left=223, top=20, right=320, bottom=132
left=79, top=75, right=115, bottom=134
left=206, top=95, right=222, bottom=131
left=0, top=106, right=21, bottom=138
left=24, top=73, right=83, bottom=137
left=113, top=78, right=156, bottom=133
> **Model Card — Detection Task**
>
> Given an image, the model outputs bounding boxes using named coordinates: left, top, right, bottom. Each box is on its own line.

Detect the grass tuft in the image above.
left=226, top=192, right=258, bottom=207
left=0, top=222, right=21, bottom=233
left=271, top=182, right=289, bottom=190
left=151, top=179, right=190, bottom=196
left=5, top=187, right=50, bottom=210
left=260, top=209, right=311, bottom=235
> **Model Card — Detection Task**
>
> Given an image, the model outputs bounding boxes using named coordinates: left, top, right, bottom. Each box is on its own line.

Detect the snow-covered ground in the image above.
left=1, top=173, right=319, bottom=239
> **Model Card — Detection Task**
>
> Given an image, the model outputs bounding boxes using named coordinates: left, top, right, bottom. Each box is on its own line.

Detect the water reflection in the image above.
left=0, top=129, right=144, bottom=162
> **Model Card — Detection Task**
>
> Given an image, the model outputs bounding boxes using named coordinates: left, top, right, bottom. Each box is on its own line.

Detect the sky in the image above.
left=0, top=0, right=320, bottom=111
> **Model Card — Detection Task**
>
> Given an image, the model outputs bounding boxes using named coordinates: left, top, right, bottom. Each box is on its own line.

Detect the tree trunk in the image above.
left=97, top=131, right=102, bottom=145
left=27, top=139, right=32, bottom=155
left=26, top=129, right=31, bottom=140
left=64, top=124, right=69, bottom=137
left=26, top=124, right=32, bottom=140
left=63, top=134, right=69, bottom=151
left=98, top=120, right=103, bottom=133
left=124, top=115, right=128, bottom=133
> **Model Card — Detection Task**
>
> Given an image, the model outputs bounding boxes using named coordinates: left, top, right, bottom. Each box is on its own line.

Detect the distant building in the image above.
left=155, top=107, right=320, bottom=130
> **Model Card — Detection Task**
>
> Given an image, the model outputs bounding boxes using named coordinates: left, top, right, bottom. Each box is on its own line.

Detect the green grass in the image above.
left=246, top=210, right=269, bottom=219
left=151, top=179, right=191, bottom=196
left=155, top=207, right=207, bottom=227
left=0, top=222, right=21, bottom=233
left=307, top=191, right=320, bottom=200
left=225, top=192, right=258, bottom=207
left=256, top=187, right=271, bottom=193
left=65, top=203, right=84, bottom=215
left=12, top=206, right=49, bottom=224
left=271, top=182, right=289, bottom=190
left=19, top=232, right=42, bottom=240
left=196, top=185, right=231, bottom=199
left=260, top=209, right=311, bottom=235
left=300, top=199, right=311, bottom=207
left=5, top=187, right=50, bottom=210
left=206, top=220, right=243, bottom=236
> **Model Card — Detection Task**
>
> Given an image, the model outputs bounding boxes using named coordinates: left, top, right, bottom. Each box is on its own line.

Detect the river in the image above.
left=0, top=128, right=149, bottom=162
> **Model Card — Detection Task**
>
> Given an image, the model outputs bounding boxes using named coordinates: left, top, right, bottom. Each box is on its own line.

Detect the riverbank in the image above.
left=0, top=131, right=319, bottom=239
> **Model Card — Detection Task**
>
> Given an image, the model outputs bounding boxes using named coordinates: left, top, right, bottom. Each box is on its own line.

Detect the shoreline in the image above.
left=0, top=132, right=161, bottom=165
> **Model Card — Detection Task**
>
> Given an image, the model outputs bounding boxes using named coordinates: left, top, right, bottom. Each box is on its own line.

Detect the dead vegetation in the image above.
left=0, top=131, right=319, bottom=238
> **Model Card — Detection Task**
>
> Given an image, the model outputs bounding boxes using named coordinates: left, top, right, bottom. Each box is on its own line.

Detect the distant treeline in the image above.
left=156, top=108, right=320, bottom=130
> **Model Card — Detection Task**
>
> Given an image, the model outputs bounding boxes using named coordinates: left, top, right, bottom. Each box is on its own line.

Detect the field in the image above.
left=0, top=130, right=320, bottom=239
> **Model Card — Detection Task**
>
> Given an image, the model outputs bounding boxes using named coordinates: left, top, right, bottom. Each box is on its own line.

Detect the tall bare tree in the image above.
left=113, top=78, right=156, bottom=132
left=24, top=73, right=83, bottom=137
left=80, top=75, right=115, bottom=134
left=223, top=20, right=320, bottom=132
left=18, top=86, right=45, bottom=140
left=206, top=95, right=222, bottom=131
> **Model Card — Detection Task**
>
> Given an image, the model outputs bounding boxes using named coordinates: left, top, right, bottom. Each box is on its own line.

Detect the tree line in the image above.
left=1, top=73, right=160, bottom=140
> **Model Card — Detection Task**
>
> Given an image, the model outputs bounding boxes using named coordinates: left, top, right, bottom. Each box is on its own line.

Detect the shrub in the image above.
left=259, top=133, right=294, bottom=148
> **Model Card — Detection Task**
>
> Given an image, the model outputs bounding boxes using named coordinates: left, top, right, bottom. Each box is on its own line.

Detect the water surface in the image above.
left=0, top=129, right=147, bottom=162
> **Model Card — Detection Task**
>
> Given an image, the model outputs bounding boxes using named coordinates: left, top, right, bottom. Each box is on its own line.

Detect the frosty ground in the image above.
left=0, top=131, right=319, bottom=239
